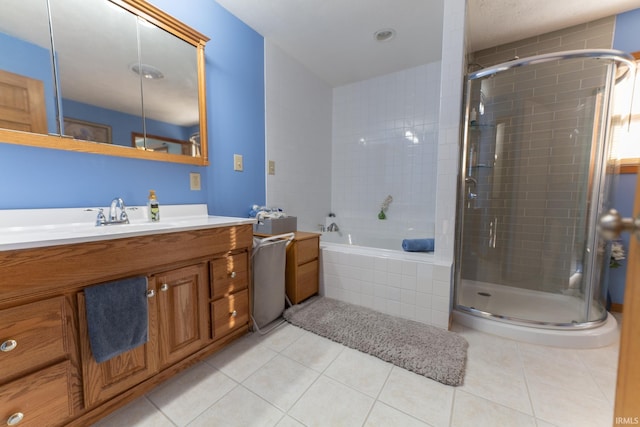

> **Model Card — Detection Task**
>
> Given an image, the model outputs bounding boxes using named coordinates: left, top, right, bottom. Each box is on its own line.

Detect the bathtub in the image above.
left=319, top=231, right=451, bottom=329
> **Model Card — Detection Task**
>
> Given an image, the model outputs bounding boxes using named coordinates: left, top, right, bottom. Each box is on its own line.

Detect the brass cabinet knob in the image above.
left=7, top=412, right=24, bottom=426
left=230, top=310, right=237, bottom=317
left=0, top=339, right=17, bottom=352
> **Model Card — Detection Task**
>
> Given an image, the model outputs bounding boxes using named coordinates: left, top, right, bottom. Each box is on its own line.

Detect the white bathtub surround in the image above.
left=320, top=241, right=452, bottom=329
left=331, top=61, right=441, bottom=244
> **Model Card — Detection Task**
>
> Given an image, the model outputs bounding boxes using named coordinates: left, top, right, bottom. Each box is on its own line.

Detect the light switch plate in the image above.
left=268, top=160, right=275, bottom=175
left=189, top=172, right=201, bottom=191
left=234, top=154, right=243, bottom=171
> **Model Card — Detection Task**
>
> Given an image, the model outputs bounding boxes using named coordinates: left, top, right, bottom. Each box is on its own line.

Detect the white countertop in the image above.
left=0, top=204, right=255, bottom=251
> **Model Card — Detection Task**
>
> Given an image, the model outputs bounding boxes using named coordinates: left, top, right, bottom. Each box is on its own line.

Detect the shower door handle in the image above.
left=598, top=209, right=640, bottom=240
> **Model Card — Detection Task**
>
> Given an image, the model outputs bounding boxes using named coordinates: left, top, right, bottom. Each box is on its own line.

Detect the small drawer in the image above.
left=297, top=260, right=319, bottom=302
left=295, top=237, right=319, bottom=265
left=211, top=253, right=248, bottom=299
left=0, top=360, right=72, bottom=427
left=0, top=297, right=67, bottom=379
left=212, top=289, right=249, bottom=339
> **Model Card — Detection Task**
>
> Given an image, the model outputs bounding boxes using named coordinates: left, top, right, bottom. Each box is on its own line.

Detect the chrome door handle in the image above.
left=598, top=209, right=640, bottom=240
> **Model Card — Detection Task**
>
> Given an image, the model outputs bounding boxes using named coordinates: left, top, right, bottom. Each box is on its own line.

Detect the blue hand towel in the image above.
left=402, top=238, right=435, bottom=252
left=84, top=276, right=148, bottom=363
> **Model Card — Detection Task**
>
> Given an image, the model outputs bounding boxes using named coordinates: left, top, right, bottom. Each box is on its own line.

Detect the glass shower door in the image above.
left=455, top=53, right=632, bottom=328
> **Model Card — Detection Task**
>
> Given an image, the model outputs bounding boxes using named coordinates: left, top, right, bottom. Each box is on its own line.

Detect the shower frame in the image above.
left=454, top=49, right=636, bottom=330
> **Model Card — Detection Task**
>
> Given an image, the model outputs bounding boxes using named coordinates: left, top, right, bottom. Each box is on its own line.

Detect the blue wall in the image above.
left=608, top=8, right=640, bottom=304
left=0, top=0, right=265, bottom=217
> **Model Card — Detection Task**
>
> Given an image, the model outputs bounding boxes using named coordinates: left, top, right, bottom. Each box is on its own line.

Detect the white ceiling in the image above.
left=215, top=0, right=640, bottom=87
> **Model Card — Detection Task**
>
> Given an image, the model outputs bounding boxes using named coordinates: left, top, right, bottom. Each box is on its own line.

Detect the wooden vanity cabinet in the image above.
left=0, top=223, right=253, bottom=427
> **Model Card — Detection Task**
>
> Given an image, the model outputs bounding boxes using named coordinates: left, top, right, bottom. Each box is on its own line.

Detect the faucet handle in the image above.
left=119, top=200, right=130, bottom=223
left=96, top=208, right=106, bottom=226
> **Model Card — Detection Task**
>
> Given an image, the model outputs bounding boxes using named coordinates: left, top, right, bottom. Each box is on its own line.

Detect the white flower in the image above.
left=611, top=241, right=625, bottom=261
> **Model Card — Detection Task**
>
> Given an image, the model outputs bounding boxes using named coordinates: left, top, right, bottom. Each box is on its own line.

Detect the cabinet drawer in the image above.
left=297, top=260, right=319, bottom=302
left=212, top=289, right=249, bottom=339
left=0, top=297, right=66, bottom=379
left=295, top=237, right=319, bottom=265
left=211, top=253, right=248, bottom=299
left=0, top=360, right=72, bottom=427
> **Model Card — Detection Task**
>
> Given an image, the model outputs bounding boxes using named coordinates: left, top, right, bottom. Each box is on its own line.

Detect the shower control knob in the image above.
left=598, top=209, right=640, bottom=240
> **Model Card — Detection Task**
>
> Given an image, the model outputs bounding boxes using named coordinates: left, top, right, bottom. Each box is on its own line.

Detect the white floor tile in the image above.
left=275, top=416, right=305, bottom=427
left=243, top=354, right=320, bottom=411
left=91, top=317, right=621, bottom=427
left=378, top=367, right=454, bottom=427
left=324, top=347, right=393, bottom=397
left=205, top=335, right=278, bottom=382
left=364, top=402, right=430, bottom=427
left=289, top=376, right=374, bottom=427
left=281, top=331, right=344, bottom=372
left=519, top=345, right=605, bottom=400
left=147, top=363, right=237, bottom=426
left=528, top=378, right=613, bottom=427
left=91, top=397, right=173, bottom=427
left=188, top=385, right=283, bottom=427
left=451, top=390, right=536, bottom=427
left=255, top=323, right=306, bottom=352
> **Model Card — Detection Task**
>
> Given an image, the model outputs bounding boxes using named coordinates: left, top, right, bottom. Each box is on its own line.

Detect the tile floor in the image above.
left=92, top=317, right=621, bottom=427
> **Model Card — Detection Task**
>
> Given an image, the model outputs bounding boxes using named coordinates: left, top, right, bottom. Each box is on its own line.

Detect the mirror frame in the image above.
left=0, top=0, right=210, bottom=166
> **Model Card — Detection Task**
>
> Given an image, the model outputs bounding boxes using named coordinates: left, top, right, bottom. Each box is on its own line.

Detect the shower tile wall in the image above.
left=462, top=17, right=615, bottom=292
left=331, top=62, right=441, bottom=237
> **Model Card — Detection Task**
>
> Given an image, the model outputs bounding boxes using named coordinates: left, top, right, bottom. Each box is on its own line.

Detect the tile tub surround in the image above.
left=91, top=319, right=621, bottom=427
left=320, top=243, right=451, bottom=330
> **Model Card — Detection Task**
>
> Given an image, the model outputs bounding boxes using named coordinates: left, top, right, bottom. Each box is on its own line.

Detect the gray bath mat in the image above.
left=283, top=297, right=468, bottom=386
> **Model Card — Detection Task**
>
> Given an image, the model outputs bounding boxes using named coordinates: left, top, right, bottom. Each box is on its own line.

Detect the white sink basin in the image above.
left=0, top=204, right=255, bottom=251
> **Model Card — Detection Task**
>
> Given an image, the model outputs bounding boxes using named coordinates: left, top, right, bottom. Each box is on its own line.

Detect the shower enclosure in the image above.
left=454, top=49, right=635, bottom=329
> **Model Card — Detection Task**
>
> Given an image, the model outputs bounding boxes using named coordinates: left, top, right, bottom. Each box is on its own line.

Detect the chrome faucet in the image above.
left=96, top=197, right=130, bottom=226
left=327, top=222, right=339, bottom=232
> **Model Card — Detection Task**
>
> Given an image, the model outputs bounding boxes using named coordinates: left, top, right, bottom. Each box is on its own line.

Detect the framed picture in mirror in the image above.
left=63, top=118, right=112, bottom=144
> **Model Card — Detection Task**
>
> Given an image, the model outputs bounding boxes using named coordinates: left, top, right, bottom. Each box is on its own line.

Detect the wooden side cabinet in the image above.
left=285, top=232, right=321, bottom=304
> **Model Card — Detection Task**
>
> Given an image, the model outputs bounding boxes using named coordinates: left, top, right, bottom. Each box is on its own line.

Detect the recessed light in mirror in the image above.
left=374, top=28, right=396, bottom=42
left=130, top=63, right=164, bottom=80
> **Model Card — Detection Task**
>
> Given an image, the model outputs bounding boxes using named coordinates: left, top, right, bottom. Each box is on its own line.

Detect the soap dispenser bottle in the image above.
left=148, top=190, right=160, bottom=222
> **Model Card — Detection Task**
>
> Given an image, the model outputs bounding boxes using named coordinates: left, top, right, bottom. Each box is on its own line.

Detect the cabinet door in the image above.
left=154, top=263, right=209, bottom=368
left=78, top=290, right=159, bottom=408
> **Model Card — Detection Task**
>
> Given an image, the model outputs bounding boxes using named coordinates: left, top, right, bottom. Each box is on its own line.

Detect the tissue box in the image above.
left=253, top=216, right=297, bottom=234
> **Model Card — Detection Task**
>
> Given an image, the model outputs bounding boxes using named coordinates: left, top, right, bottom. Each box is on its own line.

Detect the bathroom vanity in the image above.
left=0, top=208, right=254, bottom=426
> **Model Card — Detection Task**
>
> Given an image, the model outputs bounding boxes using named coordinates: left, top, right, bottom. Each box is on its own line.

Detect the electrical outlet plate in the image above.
left=268, top=160, right=275, bottom=175
left=234, top=154, right=243, bottom=171
left=189, top=172, right=201, bottom=190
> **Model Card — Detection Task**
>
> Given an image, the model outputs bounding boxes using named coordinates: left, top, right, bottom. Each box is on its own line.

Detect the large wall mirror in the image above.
left=0, top=0, right=209, bottom=165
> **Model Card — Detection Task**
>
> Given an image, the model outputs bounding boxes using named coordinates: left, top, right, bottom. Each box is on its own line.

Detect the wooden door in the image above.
left=154, top=263, right=209, bottom=368
left=614, top=170, right=640, bottom=421
left=78, top=289, right=158, bottom=408
left=0, top=69, right=48, bottom=134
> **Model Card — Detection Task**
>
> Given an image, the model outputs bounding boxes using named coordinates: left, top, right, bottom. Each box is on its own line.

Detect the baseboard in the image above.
left=611, top=303, right=624, bottom=313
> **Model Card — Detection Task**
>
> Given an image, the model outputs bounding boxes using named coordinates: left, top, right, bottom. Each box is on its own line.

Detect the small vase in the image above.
left=378, top=210, right=386, bottom=220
